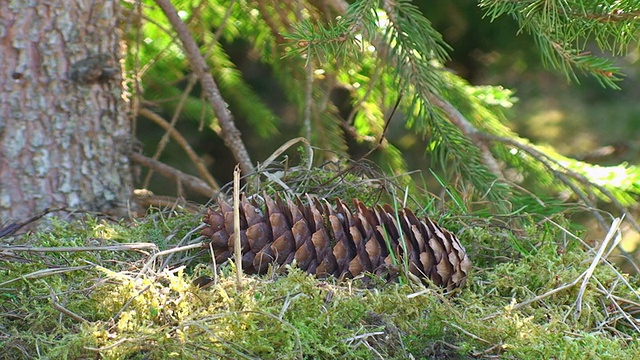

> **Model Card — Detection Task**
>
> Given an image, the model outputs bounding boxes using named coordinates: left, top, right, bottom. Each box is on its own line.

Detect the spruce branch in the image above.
left=535, top=32, right=623, bottom=89
left=281, top=0, right=640, bottom=219
left=310, top=0, right=508, bottom=203
left=378, top=0, right=508, bottom=203
left=426, top=94, right=503, bottom=178
left=154, top=0, right=254, bottom=175
left=479, top=0, right=638, bottom=88
left=481, top=133, right=640, bottom=237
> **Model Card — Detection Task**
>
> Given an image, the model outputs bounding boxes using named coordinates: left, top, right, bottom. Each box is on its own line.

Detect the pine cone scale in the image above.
left=202, top=194, right=472, bottom=290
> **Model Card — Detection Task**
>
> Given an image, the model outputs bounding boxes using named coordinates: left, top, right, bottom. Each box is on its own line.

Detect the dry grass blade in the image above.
left=5, top=243, right=158, bottom=253
left=253, top=137, right=313, bottom=192
left=234, top=165, right=243, bottom=290
left=443, top=321, right=491, bottom=345
left=136, top=242, right=205, bottom=279
left=0, top=266, right=92, bottom=287
left=159, top=223, right=208, bottom=270
left=482, top=217, right=628, bottom=322
left=574, top=216, right=622, bottom=319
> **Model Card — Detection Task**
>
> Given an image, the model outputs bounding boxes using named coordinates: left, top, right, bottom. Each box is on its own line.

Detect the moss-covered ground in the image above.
left=1, top=206, right=639, bottom=359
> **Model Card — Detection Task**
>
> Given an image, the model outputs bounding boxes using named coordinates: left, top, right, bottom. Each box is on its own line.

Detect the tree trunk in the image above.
left=0, top=0, right=132, bottom=222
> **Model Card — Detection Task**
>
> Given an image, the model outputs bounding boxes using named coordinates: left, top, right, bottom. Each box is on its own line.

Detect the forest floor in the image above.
left=2, top=197, right=640, bottom=359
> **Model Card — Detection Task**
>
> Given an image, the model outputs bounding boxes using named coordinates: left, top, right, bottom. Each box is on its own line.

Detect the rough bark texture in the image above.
left=0, top=0, right=131, bottom=222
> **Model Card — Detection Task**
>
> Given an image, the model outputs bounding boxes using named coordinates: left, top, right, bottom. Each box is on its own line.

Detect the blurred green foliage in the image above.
left=122, top=0, right=640, bottom=220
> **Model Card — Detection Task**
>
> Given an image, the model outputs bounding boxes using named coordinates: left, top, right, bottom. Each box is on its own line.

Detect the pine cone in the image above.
left=201, top=194, right=472, bottom=290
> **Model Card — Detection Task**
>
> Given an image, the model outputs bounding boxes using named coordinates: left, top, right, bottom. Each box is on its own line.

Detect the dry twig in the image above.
left=0, top=266, right=92, bottom=287
left=47, top=284, right=88, bottom=323
left=129, top=152, right=215, bottom=198
left=574, top=217, right=622, bottom=319
left=138, top=108, right=220, bottom=191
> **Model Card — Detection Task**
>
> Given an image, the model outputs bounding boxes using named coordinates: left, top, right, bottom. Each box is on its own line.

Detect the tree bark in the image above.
left=0, top=0, right=132, bottom=222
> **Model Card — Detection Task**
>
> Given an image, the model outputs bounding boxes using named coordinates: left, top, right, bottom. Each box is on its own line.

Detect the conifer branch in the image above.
left=426, top=94, right=503, bottom=178
left=481, top=133, right=640, bottom=237
left=154, top=0, right=255, bottom=175
left=318, top=0, right=507, bottom=202
left=380, top=1, right=507, bottom=197
left=479, top=0, right=638, bottom=88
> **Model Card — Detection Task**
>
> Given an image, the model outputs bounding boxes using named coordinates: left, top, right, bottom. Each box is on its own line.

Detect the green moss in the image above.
left=1, top=208, right=639, bottom=359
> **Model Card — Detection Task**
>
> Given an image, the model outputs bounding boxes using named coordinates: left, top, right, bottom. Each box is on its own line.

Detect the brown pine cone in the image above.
left=201, top=194, right=472, bottom=290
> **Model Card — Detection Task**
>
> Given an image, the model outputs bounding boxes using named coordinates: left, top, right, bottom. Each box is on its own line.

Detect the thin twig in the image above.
left=129, top=152, right=215, bottom=198
left=47, top=284, right=87, bottom=323
left=593, top=277, right=640, bottom=334
left=481, top=217, right=623, bottom=321
left=0, top=266, right=92, bottom=287
left=253, top=137, right=313, bottom=193
left=444, top=321, right=492, bottom=345
left=345, top=55, right=385, bottom=125
left=303, top=63, right=314, bottom=140
left=143, top=75, right=199, bottom=188
left=158, top=224, right=208, bottom=270
left=113, top=284, right=152, bottom=323
left=131, top=193, right=202, bottom=214
left=0, top=207, right=69, bottom=239
left=481, top=276, right=584, bottom=321
left=343, top=331, right=385, bottom=343
left=136, top=242, right=206, bottom=278
left=322, top=0, right=349, bottom=13
left=153, top=0, right=254, bottom=175
left=85, top=338, right=150, bottom=353
left=254, top=0, right=287, bottom=44
left=139, top=108, right=220, bottom=190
